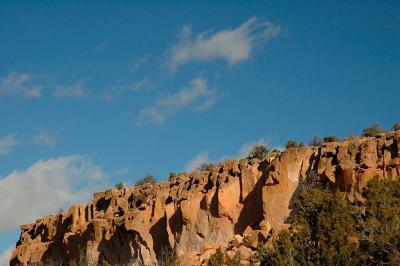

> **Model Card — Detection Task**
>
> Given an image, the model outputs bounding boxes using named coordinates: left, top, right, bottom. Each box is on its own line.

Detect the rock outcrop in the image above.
left=11, top=131, right=400, bottom=265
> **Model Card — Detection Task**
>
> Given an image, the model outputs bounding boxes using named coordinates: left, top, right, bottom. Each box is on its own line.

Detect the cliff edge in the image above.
left=11, top=131, right=400, bottom=265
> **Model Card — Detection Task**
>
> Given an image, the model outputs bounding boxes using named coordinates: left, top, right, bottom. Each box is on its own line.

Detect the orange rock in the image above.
left=10, top=131, right=400, bottom=265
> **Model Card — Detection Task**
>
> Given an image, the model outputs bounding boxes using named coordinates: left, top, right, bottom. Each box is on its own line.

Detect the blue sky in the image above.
left=0, top=0, right=399, bottom=263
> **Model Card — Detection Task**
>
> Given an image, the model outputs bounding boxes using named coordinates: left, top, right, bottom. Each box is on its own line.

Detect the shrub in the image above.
left=249, top=144, right=269, bottom=159
left=207, top=248, right=242, bottom=266
left=169, top=172, right=176, bottom=179
left=393, top=122, right=400, bottom=131
left=323, top=135, right=339, bottom=142
left=159, top=247, right=181, bottom=266
left=100, top=261, right=110, bottom=266
left=224, top=251, right=241, bottom=266
left=264, top=189, right=359, bottom=265
left=358, top=176, right=400, bottom=264
left=260, top=176, right=400, bottom=265
left=285, top=140, right=304, bottom=149
left=242, top=235, right=252, bottom=248
left=362, top=123, right=385, bottom=137
left=308, top=135, right=322, bottom=147
left=57, top=207, right=64, bottom=215
left=207, top=248, right=225, bottom=266
left=135, top=175, right=157, bottom=186
left=115, top=182, right=124, bottom=190
left=256, top=242, right=268, bottom=264
left=197, top=162, right=214, bottom=172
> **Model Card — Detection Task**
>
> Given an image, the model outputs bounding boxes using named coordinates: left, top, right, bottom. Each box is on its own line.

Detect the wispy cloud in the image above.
left=33, top=130, right=58, bottom=147
left=0, top=72, right=42, bottom=98
left=185, top=151, right=210, bottom=172
left=54, top=78, right=90, bottom=98
left=0, top=245, right=13, bottom=266
left=131, top=78, right=151, bottom=92
left=219, top=137, right=280, bottom=162
left=238, top=138, right=269, bottom=158
left=92, top=38, right=112, bottom=53
left=0, top=134, right=18, bottom=156
left=102, top=78, right=151, bottom=101
left=0, top=155, right=107, bottom=233
left=136, top=78, right=215, bottom=126
left=131, top=54, right=151, bottom=73
left=168, top=17, right=281, bottom=71
left=114, top=167, right=129, bottom=175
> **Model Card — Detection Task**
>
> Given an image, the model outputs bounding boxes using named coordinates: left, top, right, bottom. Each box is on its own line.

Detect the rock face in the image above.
left=11, top=131, right=400, bottom=265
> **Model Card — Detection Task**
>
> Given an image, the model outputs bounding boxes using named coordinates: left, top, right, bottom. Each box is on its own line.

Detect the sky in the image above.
left=0, top=0, right=399, bottom=264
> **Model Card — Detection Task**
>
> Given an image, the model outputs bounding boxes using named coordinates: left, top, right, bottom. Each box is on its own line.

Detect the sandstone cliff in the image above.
left=11, top=131, right=400, bottom=265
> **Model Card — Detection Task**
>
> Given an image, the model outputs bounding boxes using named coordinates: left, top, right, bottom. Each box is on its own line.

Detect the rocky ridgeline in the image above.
left=11, top=131, right=400, bottom=265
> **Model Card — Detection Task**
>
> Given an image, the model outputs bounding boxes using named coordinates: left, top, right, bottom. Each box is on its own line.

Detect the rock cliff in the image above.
left=11, top=131, right=400, bottom=265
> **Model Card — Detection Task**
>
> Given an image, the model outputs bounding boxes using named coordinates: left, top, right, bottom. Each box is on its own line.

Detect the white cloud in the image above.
left=131, top=54, right=151, bottom=72
left=93, top=38, right=112, bottom=53
left=219, top=137, right=275, bottom=162
left=238, top=138, right=269, bottom=158
left=0, top=72, right=42, bottom=98
left=185, top=151, right=210, bottom=172
left=102, top=78, right=151, bottom=101
left=54, top=79, right=89, bottom=98
left=33, top=130, right=58, bottom=147
left=0, top=134, right=18, bottom=156
left=114, top=167, right=129, bottom=175
left=0, top=155, right=107, bottom=233
left=136, top=78, right=215, bottom=126
left=169, top=17, right=281, bottom=71
left=131, top=78, right=150, bottom=92
left=0, top=246, right=13, bottom=266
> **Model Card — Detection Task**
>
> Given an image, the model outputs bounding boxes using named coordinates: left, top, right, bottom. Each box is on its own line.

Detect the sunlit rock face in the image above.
left=11, top=131, right=400, bottom=265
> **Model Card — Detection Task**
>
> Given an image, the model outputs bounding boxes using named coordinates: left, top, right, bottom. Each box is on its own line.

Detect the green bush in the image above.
left=100, top=261, right=111, bottom=266
left=169, top=172, right=176, bottom=179
left=197, top=162, right=214, bottom=172
left=242, top=235, right=252, bottom=248
left=115, top=182, right=124, bottom=190
left=69, top=260, right=78, bottom=266
left=256, top=242, right=268, bottom=264
left=207, top=247, right=241, bottom=266
left=393, top=122, right=400, bottom=131
left=285, top=140, right=304, bottom=149
left=225, top=251, right=241, bottom=266
left=57, top=207, right=64, bottom=215
left=260, top=176, right=400, bottom=265
left=323, top=135, right=339, bottom=142
left=362, top=123, right=385, bottom=137
left=309, top=135, right=322, bottom=147
left=358, top=176, right=400, bottom=264
left=159, top=247, right=181, bottom=266
left=249, top=144, right=269, bottom=159
left=264, top=189, right=359, bottom=265
left=135, top=175, right=157, bottom=186
left=207, top=248, right=225, bottom=266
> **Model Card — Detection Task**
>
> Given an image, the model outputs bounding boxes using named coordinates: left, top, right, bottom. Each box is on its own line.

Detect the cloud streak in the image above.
left=136, top=78, right=215, bottom=126
left=54, top=79, right=90, bottom=98
left=0, top=246, right=13, bottom=266
left=102, top=78, right=151, bottom=101
left=0, top=155, right=107, bottom=233
left=33, top=130, right=58, bottom=147
left=0, top=134, right=18, bottom=156
left=185, top=151, right=210, bottom=172
left=169, top=17, right=281, bottom=71
left=0, top=72, right=42, bottom=98
left=131, top=54, right=151, bottom=73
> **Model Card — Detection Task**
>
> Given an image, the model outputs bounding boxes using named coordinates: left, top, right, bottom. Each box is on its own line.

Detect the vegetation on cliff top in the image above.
left=260, top=176, right=400, bottom=265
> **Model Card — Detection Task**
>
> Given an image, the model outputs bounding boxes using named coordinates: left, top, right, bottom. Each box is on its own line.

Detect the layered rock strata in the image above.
left=11, top=131, right=400, bottom=265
